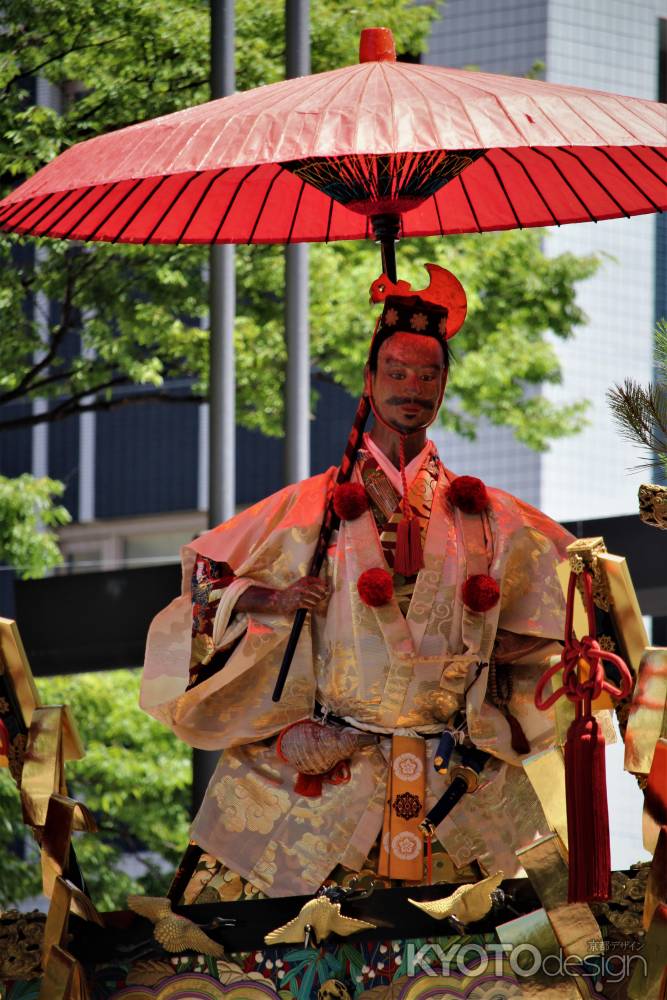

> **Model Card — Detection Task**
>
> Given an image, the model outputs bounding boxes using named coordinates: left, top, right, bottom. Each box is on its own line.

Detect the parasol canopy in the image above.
left=0, top=27, right=664, bottom=249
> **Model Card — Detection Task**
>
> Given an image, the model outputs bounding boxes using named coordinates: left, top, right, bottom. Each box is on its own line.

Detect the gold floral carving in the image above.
left=8, top=731, right=27, bottom=786
left=0, top=908, right=45, bottom=979
left=638, top=482, right=667, bottom=530
left=566, top=537, right=611, bottom=611
left=592, top=864, right=650, bottom=936
left=597, top=634, right=616, bottom=652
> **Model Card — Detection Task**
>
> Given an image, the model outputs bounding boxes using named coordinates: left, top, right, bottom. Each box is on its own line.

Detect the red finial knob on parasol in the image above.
left=359, top=27, right=396, bottom=63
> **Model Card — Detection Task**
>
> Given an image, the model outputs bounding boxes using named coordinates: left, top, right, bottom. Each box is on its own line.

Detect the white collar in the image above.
left=362, top=433, right=436, bottom=495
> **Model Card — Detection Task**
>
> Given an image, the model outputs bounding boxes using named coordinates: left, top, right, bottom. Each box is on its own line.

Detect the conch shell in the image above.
left=277, top=719, right=375, bottom=775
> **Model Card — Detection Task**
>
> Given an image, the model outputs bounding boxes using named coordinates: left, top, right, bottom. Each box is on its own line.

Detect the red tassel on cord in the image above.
left=395, top=517, right=423, bottom=577
left=295, top=772, right=324, bottom=797
left=535, top=569, right=634, bottom=903
left=294, top=760, right=351, bottom=798
left=505, top=711, right=531, bottom=756
left=564, top=710, right=611, bottom=901
left=394, top=435, right=424, bottom=576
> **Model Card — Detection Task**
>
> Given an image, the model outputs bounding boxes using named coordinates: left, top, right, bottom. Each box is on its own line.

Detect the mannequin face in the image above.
left=365, top=332, right=446, bottom=435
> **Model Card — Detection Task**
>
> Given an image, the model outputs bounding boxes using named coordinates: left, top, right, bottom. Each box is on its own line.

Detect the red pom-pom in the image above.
left=462, top=573, right=500, bottom=612
left=449, top=476, right=489, bottom=515
left=333, top=482, right=369, bottom=521
left=357, top=568, right=394, bottom=607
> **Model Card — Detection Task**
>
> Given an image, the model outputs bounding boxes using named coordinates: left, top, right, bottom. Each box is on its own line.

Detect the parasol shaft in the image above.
left=372, top=212, right=400, bottom=283
left=380, top=237, right=398, bottom=283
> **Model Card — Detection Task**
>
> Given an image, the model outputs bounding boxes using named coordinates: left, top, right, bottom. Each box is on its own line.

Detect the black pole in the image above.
left=371, top=212, right=400, bottom=282
left=380, top=238, right=397, bottom=283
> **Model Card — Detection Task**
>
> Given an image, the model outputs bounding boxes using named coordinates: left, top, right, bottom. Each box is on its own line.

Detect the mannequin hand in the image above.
left=275, top=576, right=330, bottom=614
left=236, top=576, right=330, bottom=616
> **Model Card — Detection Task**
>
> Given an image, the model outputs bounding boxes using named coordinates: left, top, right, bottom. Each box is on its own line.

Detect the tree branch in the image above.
left=72, top=76, right=208, bottom=133
left=2, top=34, right=130, bottom=95
left=0, top=257, right=81, bottom=404
left=0, top=386, right=203, bottom=432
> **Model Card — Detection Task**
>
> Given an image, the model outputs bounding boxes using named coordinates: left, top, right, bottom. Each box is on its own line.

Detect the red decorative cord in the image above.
left=535, top=570, right=633, bottom=716
left=398, top=433, right=412, bottom=523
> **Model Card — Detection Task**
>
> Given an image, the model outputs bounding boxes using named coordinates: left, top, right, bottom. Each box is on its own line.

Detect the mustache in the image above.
left=386, top=397, right=433, bottom=409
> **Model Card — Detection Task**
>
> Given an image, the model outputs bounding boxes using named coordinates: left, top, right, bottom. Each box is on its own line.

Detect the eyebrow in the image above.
left=382, top=354, right=442, bottom=370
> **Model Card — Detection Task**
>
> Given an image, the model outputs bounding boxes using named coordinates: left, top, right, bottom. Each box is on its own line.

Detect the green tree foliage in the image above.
left=0, top=474, right=70, bottom=578
left=0, top=0, right=597, bottom=444
left=0, top=669, right=190, bottom=910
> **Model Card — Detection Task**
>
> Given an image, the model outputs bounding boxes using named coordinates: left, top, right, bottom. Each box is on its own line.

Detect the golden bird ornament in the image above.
left=127, top=895, right=225, bottom=957
left=264, top=896, right=375, bottom=945
left=408, top=872, right=504, bottom=925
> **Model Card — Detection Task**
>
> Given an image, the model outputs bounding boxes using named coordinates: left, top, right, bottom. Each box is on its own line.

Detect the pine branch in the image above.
left=607, top=378, right=667, bottom=471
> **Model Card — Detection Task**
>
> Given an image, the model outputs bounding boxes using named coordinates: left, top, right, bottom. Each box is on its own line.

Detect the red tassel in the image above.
left=535, top=569, right=633, bottom=905
left=395, top=517, right=423, bottom=576
left=505, top=710, right=531, bottom=755
left=294, top=772, right=324, bottom=797
left=564, top=713, right=611, bottom=902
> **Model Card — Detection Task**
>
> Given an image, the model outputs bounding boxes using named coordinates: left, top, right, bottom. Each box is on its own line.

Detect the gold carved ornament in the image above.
left=127, top=896, right=225, bottom=957
left=264, top=895, right=375, bottom=946
left=408, top=870, right=504, bottom=925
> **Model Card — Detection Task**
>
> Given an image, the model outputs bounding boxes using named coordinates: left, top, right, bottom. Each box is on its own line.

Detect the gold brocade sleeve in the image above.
left=141, top=469, right=336, bottom=749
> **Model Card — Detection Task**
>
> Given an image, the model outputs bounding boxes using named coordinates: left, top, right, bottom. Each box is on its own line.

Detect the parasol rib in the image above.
left=406, top=63, right=512, bottom=146
left=19, top=191, right=75, bottom=232
left=210, top=164, right=262, bottom=243
left=623, top=146, right=667, bottom=187
left=324, top=195, right=334, bottom=244
left=59, top=184, right=120, bottom=240
left=5, top=193, right=54, bottom=230
left=245, top=166, right=282, bottom=244
left=482, top=152, right=523, bottom=228
left=594, top=148, right=662, bottom=213
left=432, top=192, right=445, bottom=237
left=558, top=98, right=610, bottom=144
left=87, top=179, right=145, bottom=241
left=558, top=147, right=630, bottom=218
left=286, top=179, right=307, bottom=245
left=177, top=169, right=229, bottom=242
left=458, top=172, right=482, bottom=232
left=500, top=148, right=559, bottom=225
left=531, top=101, right=585, bottom=146
left=531, top=148, right=598, bottom=222
left=112, top=174, right=172, bottom=243
left=142, top=172, right=203, bottom=244
left=588, top=94, right=663, bottom=140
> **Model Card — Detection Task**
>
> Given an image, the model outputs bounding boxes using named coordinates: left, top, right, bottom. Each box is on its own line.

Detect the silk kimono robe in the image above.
left=142, top=442, right=573, bottom=897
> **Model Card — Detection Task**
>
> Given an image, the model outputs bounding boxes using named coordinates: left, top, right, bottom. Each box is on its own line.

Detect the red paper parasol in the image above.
left=1, top=27, right=664, bottom=261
